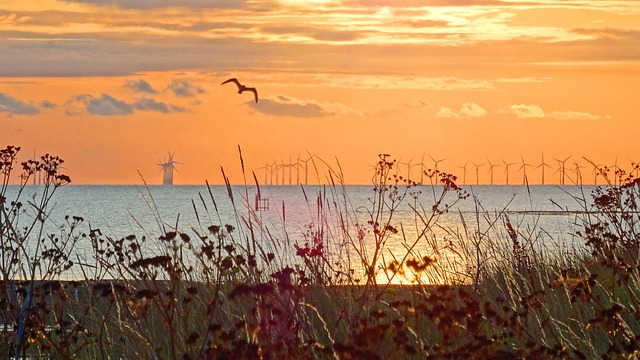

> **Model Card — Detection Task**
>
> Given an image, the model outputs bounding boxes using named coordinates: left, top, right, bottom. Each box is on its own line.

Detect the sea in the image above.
left=3, top=184, right=602, bottom=281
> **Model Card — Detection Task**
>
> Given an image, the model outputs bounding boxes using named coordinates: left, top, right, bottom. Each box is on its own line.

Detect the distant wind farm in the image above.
left=252, top=153, right=638, bottom=186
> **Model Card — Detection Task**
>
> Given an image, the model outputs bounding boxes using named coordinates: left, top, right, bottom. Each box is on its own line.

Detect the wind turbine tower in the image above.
left=457, top=161, right=469, bottom=185
left=159, top=153, right=181, bottom=185
left=519, top=156, right=533, bottom=185
left=536, top=153, right=552, bottom=185
left=416, top=153, right=427, bottom=185
left=502, top=159, right=515, bottom=185
left=429, top=155, right=447, bottom=174
left=487, top=160, right=499, bottom=185
left=554, top=156, right=571, bottom=185
left=471, top=161, right=484, bottom=185
left=401, top=157, right=415, bottom=181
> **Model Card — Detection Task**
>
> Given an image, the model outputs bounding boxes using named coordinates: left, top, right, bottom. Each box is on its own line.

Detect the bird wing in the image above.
left=246, top=87, right=258, bottom=103
left=221, top=78, right=241, bottom=88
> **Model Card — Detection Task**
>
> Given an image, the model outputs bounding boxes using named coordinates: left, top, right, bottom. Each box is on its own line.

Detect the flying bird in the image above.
left=221, top=78, right=258, bottom=103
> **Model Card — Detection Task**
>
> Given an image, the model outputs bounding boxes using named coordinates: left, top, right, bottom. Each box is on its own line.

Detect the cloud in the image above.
left=435, top=102, right=487, bottom=119
left=64, top=94, right=92, bottom=115
left=0, top=93, right=39, bottom=115
left=510, top=104, right=545, bottom=118
left=495, top=77, right=553, bottom=83
left=548, top=111, right=600, bottom=120
left=509, top=104, right=600, bottom=120
left=61, top=0, right=248, bottom=9
left=134, top=97, right=185, bottom=113
left=125, top=79, right=157, bottom=94
left=39, top=100, right=57, bottom=109
left=261, top=25, right=361, bottom=42
left=166, top=79, right=205, bottom=98
left=87, top=94, right=133, bottom=115
left=344, top=0, right=505, bottom=6
left=367, top=100, right=432, bottom=117
left=251, top=95, right=356, bottom=118
left=395, top=19, right=449, bottom=28
left=65, top=93, right=184, bottom=116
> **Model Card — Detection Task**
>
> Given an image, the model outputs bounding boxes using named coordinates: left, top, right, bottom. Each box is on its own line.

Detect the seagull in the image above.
left=221, top=78, right=258, bottom=103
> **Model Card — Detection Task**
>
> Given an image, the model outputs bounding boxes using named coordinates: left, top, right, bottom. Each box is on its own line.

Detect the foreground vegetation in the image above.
left=1, top=145, right=640, bottom=359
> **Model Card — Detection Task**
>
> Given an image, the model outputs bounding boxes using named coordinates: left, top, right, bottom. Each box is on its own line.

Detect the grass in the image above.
left=2, top=145, right=640, bottom=358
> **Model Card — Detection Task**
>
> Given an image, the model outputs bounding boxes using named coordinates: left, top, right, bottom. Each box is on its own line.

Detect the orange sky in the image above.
left=1, top=0, right=639, bottom=185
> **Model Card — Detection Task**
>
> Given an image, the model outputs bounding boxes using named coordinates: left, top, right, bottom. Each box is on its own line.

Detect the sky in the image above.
left=1, top=0, right=639, bottom=185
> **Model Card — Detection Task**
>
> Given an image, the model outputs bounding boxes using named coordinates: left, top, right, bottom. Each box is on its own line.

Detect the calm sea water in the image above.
left=4, top=184, right=599, bottom=281
left=7, top=184, right=596, bottom=241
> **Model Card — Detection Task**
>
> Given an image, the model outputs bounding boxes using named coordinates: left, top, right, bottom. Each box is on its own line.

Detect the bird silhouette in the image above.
left=221, top=78, right=258, bottom=103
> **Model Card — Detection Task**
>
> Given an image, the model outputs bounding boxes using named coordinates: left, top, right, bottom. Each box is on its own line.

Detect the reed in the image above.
left=2, top=144, right=640, bottom=358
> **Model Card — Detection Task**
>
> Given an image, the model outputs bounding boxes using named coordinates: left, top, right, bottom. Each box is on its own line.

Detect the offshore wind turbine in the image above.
left=519, top=156, right=533, bottom=185
left=295, top=154, right=301, bottom=185
left=287, top=154, right=294, bottom=185
left=583, top=157, right=605, bottom=185
left=457, top=161, right=469, bottom=185
left=631, top=159, right=640, bottom=179
left=554, top=156, right=571, bottom=185
left=258, top=164, right=269, bottom=185
left=299, top=154, right=314, bottom=185
left=471, top=161, right=485, bottom=185
left=573, top=159, right=585, bottom=184
left=158, top=153, right=181, bottom=185
left=417, top=153, right=427, bottom=184
left=274, top=161, right=281, bottom=185
left=401, top=157, right=415, bottom=181
left=611, top=157, right=620, bottom=186
left=486, top=159, right=499, bottom=185
left=429, top=155, right=447, bottom=176
left=536, top=153, right=552, bottom=185
left=268, top=161, right=276, bottom=185
left=502, top=158, right=515, bottom=185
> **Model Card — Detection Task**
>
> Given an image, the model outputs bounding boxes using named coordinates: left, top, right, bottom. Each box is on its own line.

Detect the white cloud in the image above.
left=510, top=104, right=545, bottom=118
left=435, top=102, right=486, bottom=119
left=548, top=111, right=600, bottom=120
left=509, top=104, right=600, bottom=120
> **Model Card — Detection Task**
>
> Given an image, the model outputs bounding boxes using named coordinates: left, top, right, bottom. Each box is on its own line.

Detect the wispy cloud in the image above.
left=166, top=79, right=205, bottom=98
left=60, top=0, right=250, bottom=9
left=509, top=104, right=600, bottom=120
left=242, top=73, right=496, bottom=91
left=2, top=1, right=638, bottom=79
left=260, top=25, right=361, bottom=42
left=251, top=95, right=359, bottom=118
left=548, top=111, right=600, bottom=120
left=65, top=93, right=185, bottom=116
left=369, top=100, right=433, bottom=117
left=435, top=102, right=487, bottom=119
left=0, top=93, right=39, bottom=115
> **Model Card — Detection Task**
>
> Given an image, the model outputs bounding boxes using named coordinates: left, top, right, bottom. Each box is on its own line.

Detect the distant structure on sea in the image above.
left=158, top=153, right=180, bottom=185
